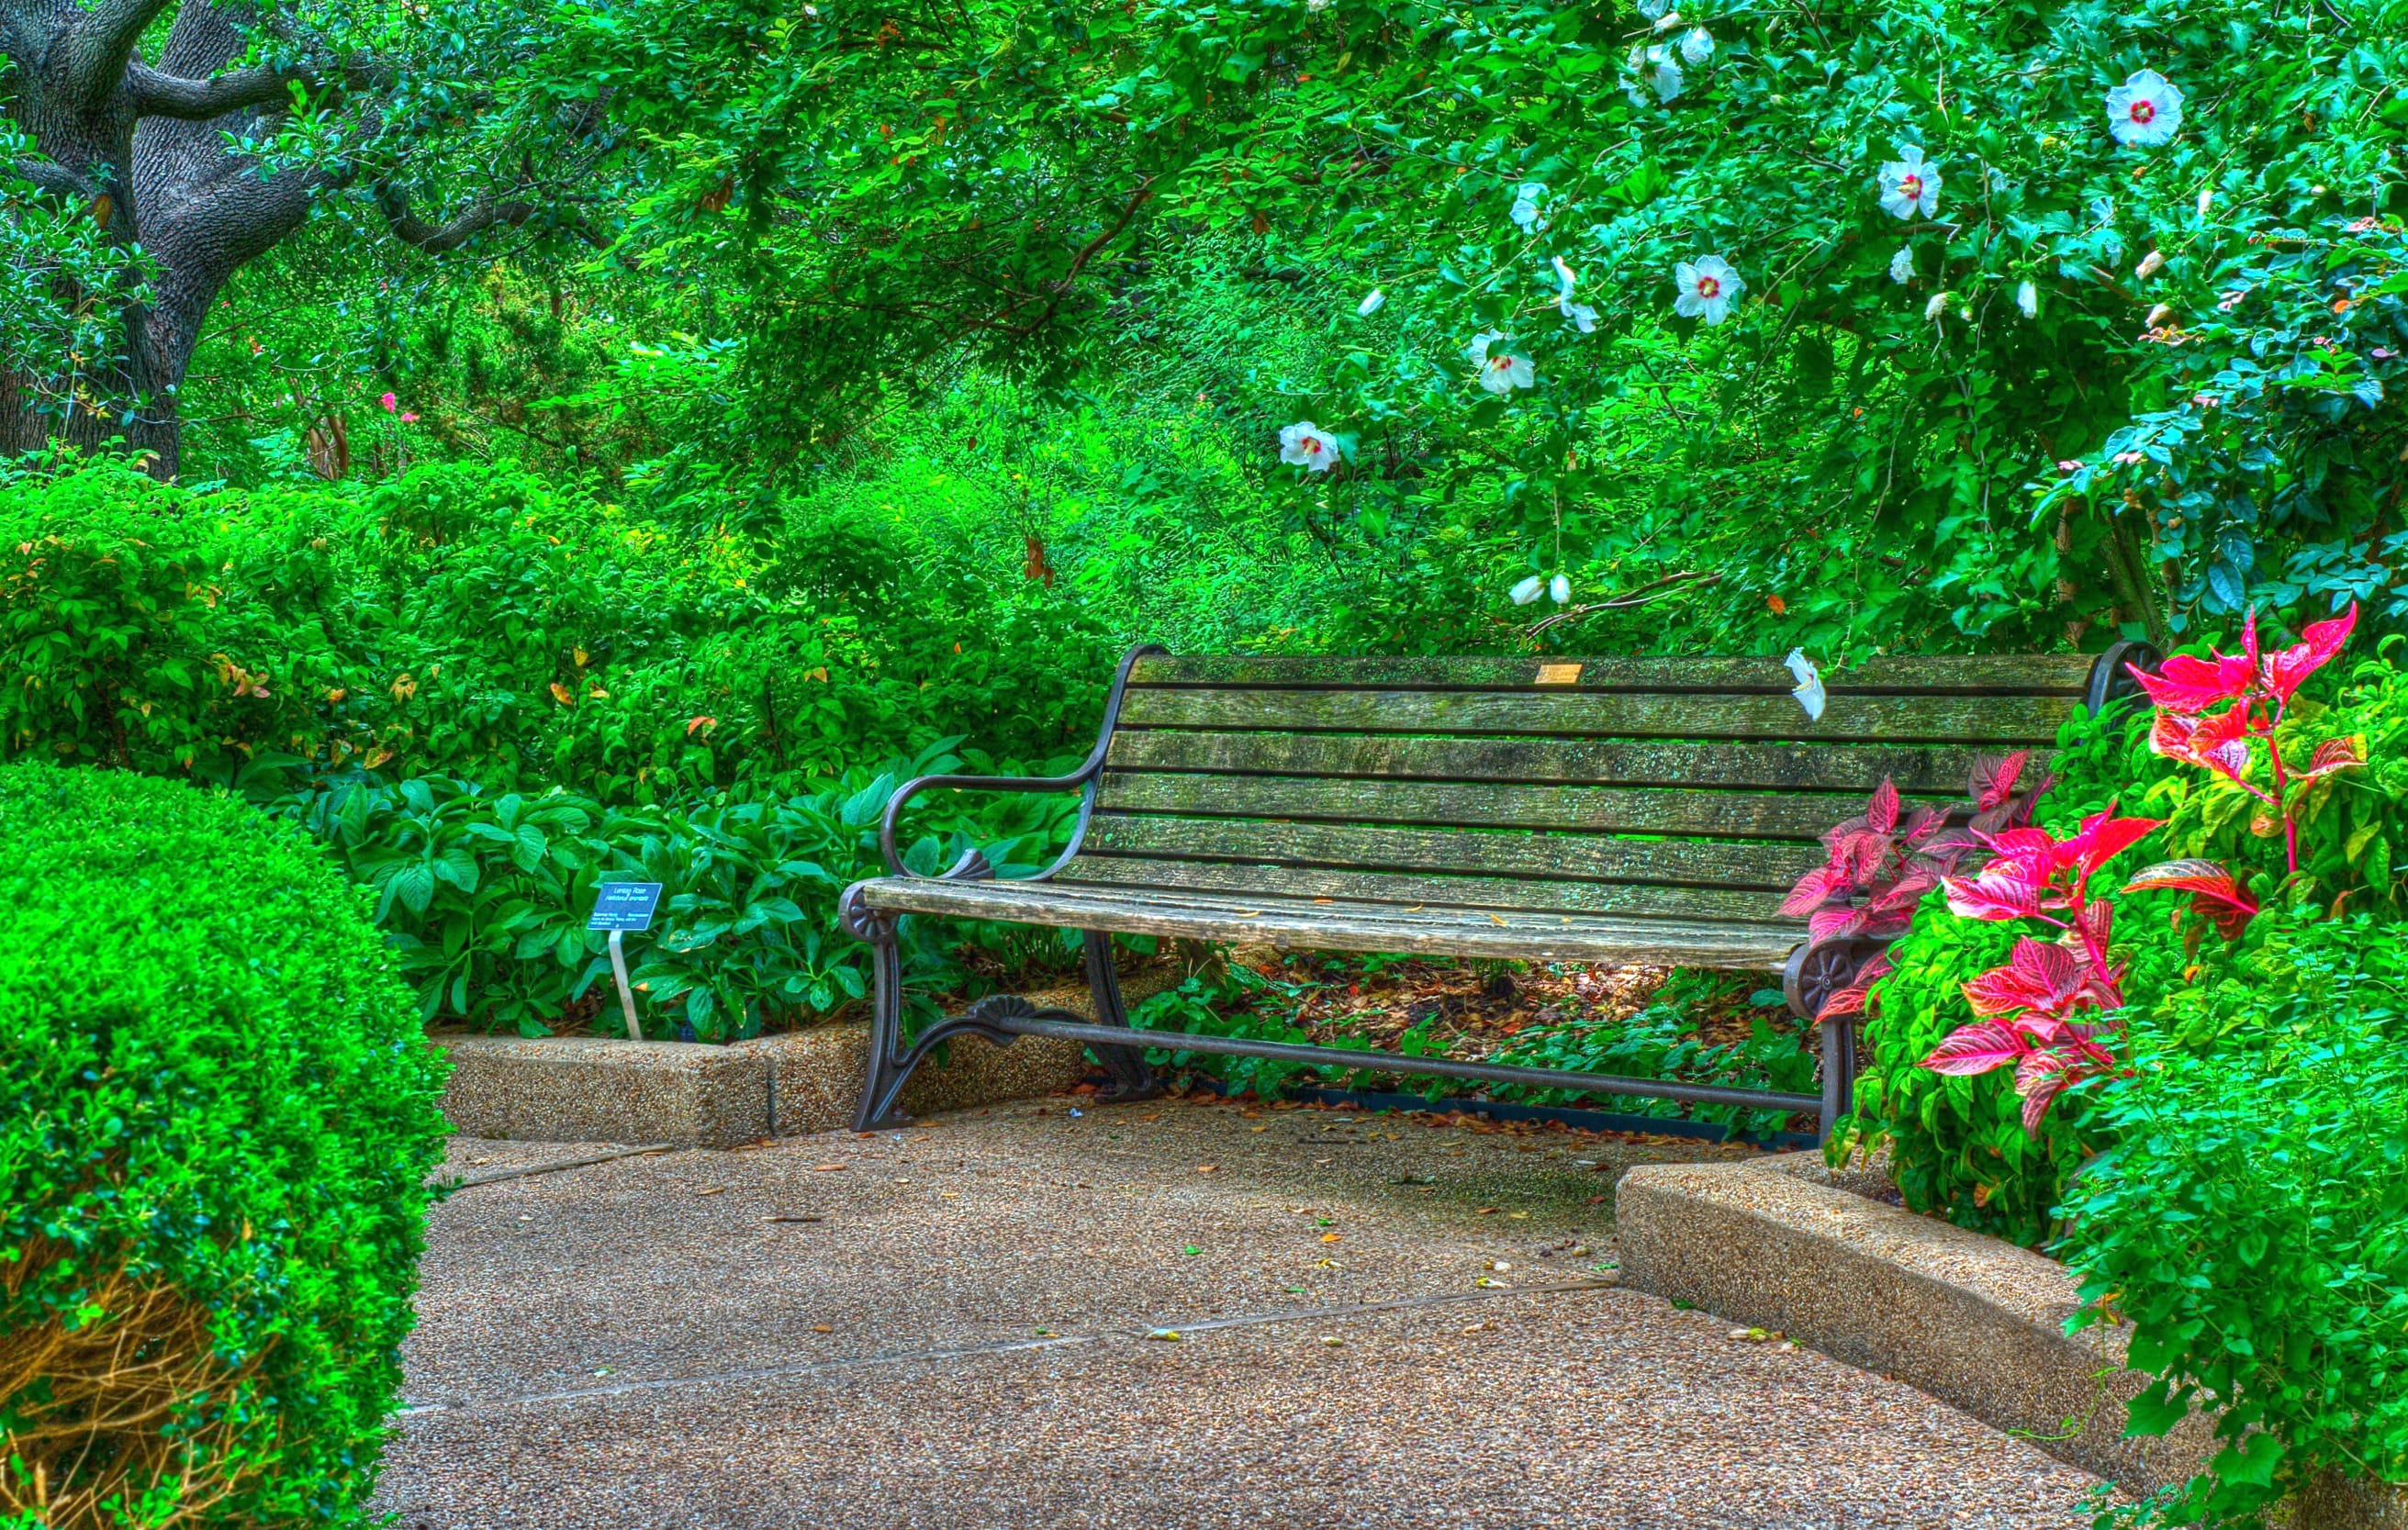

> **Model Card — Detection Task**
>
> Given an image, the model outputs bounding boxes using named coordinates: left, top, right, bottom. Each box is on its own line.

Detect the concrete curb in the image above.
left=437, top=967, right=1182, bottom=1149
left=1615, top=1156, right=2404, bottom=1529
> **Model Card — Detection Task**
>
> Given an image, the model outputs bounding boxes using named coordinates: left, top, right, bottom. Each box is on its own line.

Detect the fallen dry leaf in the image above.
left=812, top=1163, right=846, bottom=1173
left=697, top=1187, right=727, bottom=1197
left=1320, top=1232, right=1342, bottom=1244
left=1197, top=1165, right=1218, bottom=1174
left=812, top=1323, right=834, bottom=1334
left=765, top=1214, right=824, bottom=1223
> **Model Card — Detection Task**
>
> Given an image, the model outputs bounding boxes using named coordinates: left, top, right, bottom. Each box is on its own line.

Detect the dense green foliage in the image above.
left=0, top=763, right=443, bottom=1526
left=2057, top=912, right=2408, bottom=1527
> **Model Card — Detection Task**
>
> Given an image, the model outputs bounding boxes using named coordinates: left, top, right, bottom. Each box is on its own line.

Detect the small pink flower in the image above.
left=380, top=392, right=398, bottom=412
left=2376, top=348, right=2400, bottom=361
left=2190, top=394, right=2219, bottom=408
left=2056, top=460, right=2083, bottom=473
left=2113, top=451, right=2145, bottom=465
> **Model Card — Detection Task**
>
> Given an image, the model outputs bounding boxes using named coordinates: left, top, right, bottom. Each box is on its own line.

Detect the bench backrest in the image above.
left=1058, top=652, right=2136, bottom=928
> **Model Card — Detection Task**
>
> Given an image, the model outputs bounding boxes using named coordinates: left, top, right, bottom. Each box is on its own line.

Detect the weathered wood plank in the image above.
left=1116, top=687, right=2070, bottom=743
left=1130, top=653, right=2100, bottom=694
left=1104, top=729, right=1998, bottom=794
left=1095, top=771, right=1939, bottom=840
left=1055, top=854, right=1795, bottom=922
left=854, top=877, right=1800, bottom=966
left=1083, top=813, right=1824, bottom=890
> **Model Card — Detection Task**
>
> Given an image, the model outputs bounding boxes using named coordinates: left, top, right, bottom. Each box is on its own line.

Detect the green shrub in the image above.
left=0, top=460, right=1119, bottom=801
left=0, top=763, right=446, bottom=1527
left=2056, top=911, right=2408, bottom=1528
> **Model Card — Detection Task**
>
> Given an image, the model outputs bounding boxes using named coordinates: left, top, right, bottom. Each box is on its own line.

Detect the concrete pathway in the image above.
left=380, top=1093, right=2102, bottom=1529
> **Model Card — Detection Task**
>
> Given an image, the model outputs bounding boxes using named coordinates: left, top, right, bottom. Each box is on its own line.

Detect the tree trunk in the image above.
left=3, top=0, right=312, bottom=477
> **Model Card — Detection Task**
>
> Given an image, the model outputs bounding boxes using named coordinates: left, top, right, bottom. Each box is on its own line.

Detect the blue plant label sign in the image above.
left=588, top=882, right=664, bottom=933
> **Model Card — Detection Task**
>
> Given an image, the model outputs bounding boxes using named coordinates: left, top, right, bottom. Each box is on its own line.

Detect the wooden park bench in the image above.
left=836, top=644, right=2149, bottom=1140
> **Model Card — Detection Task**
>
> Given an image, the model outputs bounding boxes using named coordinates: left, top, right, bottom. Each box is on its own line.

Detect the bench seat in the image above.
left=851, top=877, right=1805, bottom=966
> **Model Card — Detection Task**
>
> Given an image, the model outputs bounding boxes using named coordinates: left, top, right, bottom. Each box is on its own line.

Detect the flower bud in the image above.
left=1924, top=292, right=1949, bottom=322
left=2146, top=303, right=2174, bottom=327
left=2135, top=249, right=2165, bottom=279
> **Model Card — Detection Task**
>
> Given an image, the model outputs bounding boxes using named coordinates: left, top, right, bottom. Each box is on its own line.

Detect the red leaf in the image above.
left=2264, top=602, right=2358, bottom=702
left=1780, top=864, right=1848, bottom=918
left=2122, top=858, right=2259, bottom=940
left=1866, top=777, right=1900, bottom=834
left=2294, top=734, right=2367, bottom=782
left=1961, top=938, right=2084, bottom=1017
left=2150, top=707, right=2253, bottom=785
left=2064, top=806, right=2164, bottom=879
left=1808, top=904, right=1868, bottom=943
left=2013, top=1053, right=2070, bottom=1135
left=1969, top=750, right=2031, bottom=810
left=2130, top=651, right=2256, bottom=714
left=1919, top=1021, right=2024, bottom=1077
left=1943, top=866, right=2045, bottom=921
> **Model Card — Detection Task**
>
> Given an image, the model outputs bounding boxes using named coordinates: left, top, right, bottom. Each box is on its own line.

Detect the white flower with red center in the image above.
left=1467, top=330, right=1535, bottom=394
left=1877, top=145, right=1941, bottom=220
left=1674, top=255, right=1743, bottom=325
left=1278, top=421, right=1340, bottom=473
left=2107, top=70, right=2184, bottom=147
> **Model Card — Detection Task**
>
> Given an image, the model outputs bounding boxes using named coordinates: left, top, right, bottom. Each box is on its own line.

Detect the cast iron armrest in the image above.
left=872, top=643, right=1166, bottom=881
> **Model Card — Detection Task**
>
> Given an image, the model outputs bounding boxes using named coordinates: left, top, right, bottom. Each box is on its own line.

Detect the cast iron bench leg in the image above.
left=853, top=912, right=913, bottom=1131
left=1081, top=929, right=1159, bottom=1103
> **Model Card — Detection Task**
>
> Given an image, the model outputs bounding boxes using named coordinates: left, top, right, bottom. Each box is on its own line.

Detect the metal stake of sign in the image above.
left=587, top=882, right=664, bottom=1044
left=608, top=930, right=641, bottom=1041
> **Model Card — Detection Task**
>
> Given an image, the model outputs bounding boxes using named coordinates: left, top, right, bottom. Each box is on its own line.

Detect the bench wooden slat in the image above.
left=1084, top=813, right=1825, bottom=890
left=1104, top=730, right=2000, bottom=794
left=853, top=877, right=1800, bottom=966
left=1095, top=772, right=1928, bottom=841
left=1131, top=653, right=2100, bottom=694
left=1115, top=687, right=2071, bottom=743
left=1055, top=854, right=1795, bottom=923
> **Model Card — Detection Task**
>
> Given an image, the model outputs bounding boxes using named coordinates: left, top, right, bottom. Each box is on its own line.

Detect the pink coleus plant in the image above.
left=2126, top=603, right=2365, bottom=877
left=1917, top=805, right=2163, bottom=1134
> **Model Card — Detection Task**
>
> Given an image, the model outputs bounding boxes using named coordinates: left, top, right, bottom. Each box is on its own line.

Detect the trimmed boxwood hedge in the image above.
left=0, top=764, right=447, bottom=1527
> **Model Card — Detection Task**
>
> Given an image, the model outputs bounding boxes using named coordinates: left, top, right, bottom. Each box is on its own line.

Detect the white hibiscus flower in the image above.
left=2017, top=279, right=2038, bottom=319
left=1510, top=575, right=1547, bottom=606
left=1888, top=246, right=1915, bottom=284
left=1651, top=47, right=1685, bottom=101
left=1552, top=257, right=1599, bottom=332
left=1278, top=421, right=1340, bottom=473
left=1357, top=288, right=1385, bottom=317
left=1636, top=0, right=1671, bottom=17
left=1679, top=26, right=1713, bottom=64
left=1877, top=145, right=1942, bottom=220
left=1468, top=330, right=1537, bottom=394
left=1509, top=184, right=1546, bottom=230
left=1674, top=254, right=1743, bottom=325
left=1549, top=575, right=1573, bottom=605
left=2106, top=70, right=2184, bottom=148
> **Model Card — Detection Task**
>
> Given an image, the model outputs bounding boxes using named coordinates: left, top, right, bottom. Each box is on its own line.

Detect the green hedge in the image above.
left=0, top=764, right=446, bottom=1527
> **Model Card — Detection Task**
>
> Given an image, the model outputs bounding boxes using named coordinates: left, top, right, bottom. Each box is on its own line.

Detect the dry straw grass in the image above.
left=1, top=1240, right=274, bottom=1529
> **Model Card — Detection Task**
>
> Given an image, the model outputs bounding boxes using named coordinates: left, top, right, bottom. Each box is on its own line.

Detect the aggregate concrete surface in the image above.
left=379, top=1093, right=2108, bottom=1530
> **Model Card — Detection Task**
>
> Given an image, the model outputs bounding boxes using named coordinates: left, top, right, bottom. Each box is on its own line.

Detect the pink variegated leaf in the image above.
left=1902, top=803, right=1950, bottom=848
left=1817, top=984, right=1870, bottom=1019
left=1918, top=1020, right=2025, bottom=1077
left=2014, top=1052, right=2072, bottom=1135
left=1780, top=864, right=1851, bottom=918
left=1961, top=937, right=2084, bottom=1017
left=1808, top=904, right=1868, bottom=943
left=1968, top=750, right=2032, bottom=811
left=2292, top=734, right=2367, bottom=782
left=2078, top=895, right=2113, bottom=950
left=2264, top=602, right=2358, bottom=703
left=1943, top=866, right=2046, bottom=921
left=2122, top=858, right=2260, bottom=940
left=2130, top=651, right=2257, bottom=714
left=1866, top=777, right=1901, bottom=834
left=2064, top=805, right=2165, bottom=879
left=1860, top=908, right=1917, bottom=941
left=1867, top=869, right=1938, bottom=914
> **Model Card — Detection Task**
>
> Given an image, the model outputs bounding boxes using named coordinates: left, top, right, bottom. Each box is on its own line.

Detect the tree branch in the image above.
left=128, top=61, right=297, bottom=121
left=65, top=0, right=185, bottom=107
left=375, top=182, right=538, bottom=254
left=12, top=158, right=98, bottom=200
